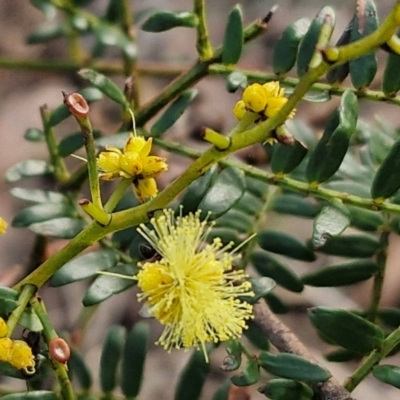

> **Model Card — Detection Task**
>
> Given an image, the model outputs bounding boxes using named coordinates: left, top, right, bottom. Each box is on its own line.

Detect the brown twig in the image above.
left=253, top=301, right=356, bottom=400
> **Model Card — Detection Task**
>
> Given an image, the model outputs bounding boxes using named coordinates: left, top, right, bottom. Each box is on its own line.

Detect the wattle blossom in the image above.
left=136, top=209, right=254, bottom=360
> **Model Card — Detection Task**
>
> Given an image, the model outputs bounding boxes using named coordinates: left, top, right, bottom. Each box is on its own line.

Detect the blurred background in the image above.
left=1, top=1, right=400, bottom=399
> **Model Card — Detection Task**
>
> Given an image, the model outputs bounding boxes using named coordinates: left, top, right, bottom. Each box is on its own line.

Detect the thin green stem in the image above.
left=367, top=231, right=389, bottom=323
left=344, top=325, right=400, bottom=392
left=104, top=178, right=132, bottom=212
left=193, top=0, right=213, bottom=61
left=40, top=105, right=70, bottom=184
left=6, top=284, right=37, bottom=335
left=134, top=9, right=275, bottom=126
left=74, top=116, right=103, bottom=210
left=209, top=64, right=400, bottom=107
left=31, top=297, right=76, bottom=400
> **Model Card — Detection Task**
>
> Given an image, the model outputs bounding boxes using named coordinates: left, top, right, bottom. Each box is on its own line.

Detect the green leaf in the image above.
left=51, top=250, right=118, bottom=287
left=26, top=22, right=65, bottom=44
left=378, top=308, right=400, bottom=328
left=198, top=167, right=245, bottom=220
left=251, top=251, right=304, bottom=293
left=349, top=0, right=378, bottom=89
left=312, top=203, right=350, bottom=248
left=92, top=22, right=137, bottom=59
left=244, top=320, right=270, bottom=351
left=181, top=165, right=218, bottom=214
left=271, top=194, right=321, bottom=219
left=151, top=89, right=198, bottom=136
left=121, top=323, right=149, bottom=398
left=142, top=11, right=198, bottom=32
left=259, top=378, right=314, bottom=400
left=49, top=87, right=103, bottom=127
left=82, top=264, right=137, bottom=306
left=0, top=391, right=59, bottom=400
left=24, top=128, right=44, bottom=142
left=258, top=352, right=331, bottom=382
left=0, top=360, right=26, bottom=380
left=308, top=307, right=384, bottom=354
left=226, top=71, right=247, bottom=93
left=174, top=349, right=210, bottom=400
left=234, top=191, right=263, bottom=215
left=348, top=206, right=384, bottom=231
left=249, top=277, right=276, bottom=303
left=29, top=217, right=84, bottom=239
left=264, top=292, right=288, bottom=314
left=69, top=349, right=93, bottom=390
left=79, top=69, right=128, bottom=107
left=100, top=325, right=126, bottom=393
left=9, top=187, right=68, bottom=204
left=206, top=227, right=240, bottom=247
left=326, top=18, right=353, bottom=84
left=382, top=31, right=400, bottom=96
left=297, top=7, right=334, bottom=76
left=302, top=90, right=331, bottom=103
left=58, top=132, right=85, bottom=157
left=19, top=307, right=43, bottom=332
left=221, top=5, right=243, bottom=65
left=258, top=230, right=316, bottom=262
left=95, top=131, right=130, bottom=149
left=311, top=233, right=379, bottom=257
left=104, top=0, right=124, bottom=23
left=212, top=380, right=231, bottom=400
left=30, top=0, right=56, bottom=19
left=12, top=203, right=75, bottom=228
left=273, top=18, right=310, bottom=75
left=0, top=287, right=18, bottom=301
left=371, top=137, right=400, bottom=199
left=245, top=176, right=269, bottom=198
left=325, top=348, right=361, bottom=363
left=306, top=90, right=358, bottom=184
left=230, top=358, right=259, bottom=386
left=5, top=160, right=52, bottom=182
left=215, top=209, right=254, bottom=233
left=373, top=365, right=400, bottom=389
left=271, top=140, right=307, bottom=174
left=302, top=260, right=378, bottom=287
left=325, top=180, right=370, bottom=198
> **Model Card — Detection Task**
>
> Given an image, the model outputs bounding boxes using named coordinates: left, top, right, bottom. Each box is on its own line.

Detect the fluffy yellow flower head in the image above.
left=0, top=323, right=35, bottom=374
left=97, top=134, right=168, bottom=202
left=234, top=81, right=296, bottom=122
left=0, top=217, right=7, bottom=235
left=136, top=209, right=254, bottom=359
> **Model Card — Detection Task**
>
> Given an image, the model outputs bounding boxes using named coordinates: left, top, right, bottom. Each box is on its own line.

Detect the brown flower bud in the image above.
left=49, top=338, right=70, bottom=364
left=63, top=92, right=90, bottom=118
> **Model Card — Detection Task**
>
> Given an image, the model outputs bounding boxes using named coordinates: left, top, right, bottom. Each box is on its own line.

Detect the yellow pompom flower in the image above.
left=233, top=100, right=247, bottom=120
left=0, top=337, right=14, bottom=361
left=0, top=217, right=7, bottom=235
left=136, top=209, right=254, bottom=360
left=242, top=83, right=268, bottom=113
left=97, top=133, right=168, bottom=202
left=8, top=340, right=35, bottom=372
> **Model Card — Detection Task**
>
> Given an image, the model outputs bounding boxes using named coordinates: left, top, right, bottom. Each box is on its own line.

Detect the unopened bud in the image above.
left=63, top=92, right=90, bottom=118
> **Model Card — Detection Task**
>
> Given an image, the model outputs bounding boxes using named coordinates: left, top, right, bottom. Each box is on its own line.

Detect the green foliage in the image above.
left=3, top=0, right=400, bottom=399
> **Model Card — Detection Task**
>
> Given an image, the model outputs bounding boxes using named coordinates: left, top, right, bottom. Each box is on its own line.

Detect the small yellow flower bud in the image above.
left=264, top=97, right=292, bottom=118
left=133, top=178, right=158, bottom=203
left=0, top=318, right=8, bottom=338
left=233, top=100, right=247, bottom=120
left=0, top=217, right=7, bottom=235
left=242, top=83, right=268, bottom=113
left=263, top=81, right=282, bottom=98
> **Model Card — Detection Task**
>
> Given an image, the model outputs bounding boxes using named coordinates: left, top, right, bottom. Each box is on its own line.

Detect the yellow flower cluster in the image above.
left=136, top=209, right=254, bottom=360
left=0, top=217, right=7, bottom=235
left=97, top=134, right=168, bottom=202
left=0, top=317, right=35, bottom=373
left=233, top=81, right=296, bottom=121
